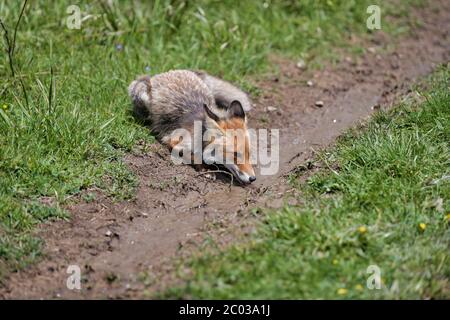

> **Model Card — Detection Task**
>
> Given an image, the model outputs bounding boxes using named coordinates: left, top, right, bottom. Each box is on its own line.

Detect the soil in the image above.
left=0, top=0, right=449, bottom=299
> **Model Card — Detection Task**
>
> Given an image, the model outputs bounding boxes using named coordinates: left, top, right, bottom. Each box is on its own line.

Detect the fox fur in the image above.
left=128, top=69, right=256, bottom=184
left=192, top=70, right=252, bottom=112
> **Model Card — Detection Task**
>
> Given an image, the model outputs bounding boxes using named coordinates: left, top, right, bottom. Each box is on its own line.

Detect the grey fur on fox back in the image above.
left=128, top=70, right=252, bottom=139
left=128, top=70, right=214, bottom=140
left=192, top=70, right=252, bottom=112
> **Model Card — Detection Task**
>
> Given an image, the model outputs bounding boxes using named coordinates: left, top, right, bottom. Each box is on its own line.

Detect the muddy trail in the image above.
left=1, top=2, right=449, bottom=299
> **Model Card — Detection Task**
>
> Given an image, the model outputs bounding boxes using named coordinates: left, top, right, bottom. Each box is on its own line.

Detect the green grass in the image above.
left=0, top=1, right=423, bottom=277
left=164, top=66, right=450, bottom=299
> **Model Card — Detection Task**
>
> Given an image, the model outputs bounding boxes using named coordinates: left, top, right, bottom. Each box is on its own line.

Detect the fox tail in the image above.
left=128, top=75, right=152, bottom=120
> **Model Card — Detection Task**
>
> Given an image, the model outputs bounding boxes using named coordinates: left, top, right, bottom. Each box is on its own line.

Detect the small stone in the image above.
left=105, top=230, right=112, bottom=237
left=315, top=100, right=324, bottom=108
left=307, top=80, right=313, bottom=87
left=368, top=47, right=376, bottom=54
left=204, top=173, right=216, bottom=180
left=267, top=106, right=277, bottom=112
left=296, top=59, right=306, bottom=69
left=333, top=119, right=337, bottom=123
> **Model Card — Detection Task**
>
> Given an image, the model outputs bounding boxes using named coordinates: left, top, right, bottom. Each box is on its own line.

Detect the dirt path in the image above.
left=1, top=1, right=449, bottom=299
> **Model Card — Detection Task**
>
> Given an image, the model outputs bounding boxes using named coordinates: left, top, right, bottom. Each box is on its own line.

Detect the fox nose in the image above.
left=249, top=176, right=256, bottom=183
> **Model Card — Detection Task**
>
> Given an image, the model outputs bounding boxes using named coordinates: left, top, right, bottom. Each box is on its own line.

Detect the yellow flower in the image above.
left=418, top=223, right=426, bottom=231
left=446, top=213, right=450, bottom=222
left=332, top=259, right=339, bottom=265
left=337, top=288, right=348, bottom=295
left=2, top=104, right=8, bottom=110
left=355, top=284, right=364, bottom=291
left=358, top=226, right=367, bottom=234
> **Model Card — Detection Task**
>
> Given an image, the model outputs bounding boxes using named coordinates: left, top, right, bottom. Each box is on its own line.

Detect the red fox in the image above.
left=128, top=70, right=256, bottom=184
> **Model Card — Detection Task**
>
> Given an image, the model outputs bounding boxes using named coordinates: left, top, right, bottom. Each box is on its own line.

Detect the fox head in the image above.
left=203, top=100, right=256, bottom=184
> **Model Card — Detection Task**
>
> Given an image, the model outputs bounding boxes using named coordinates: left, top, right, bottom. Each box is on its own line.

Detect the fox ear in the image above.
left=228, top=100, right=245, bottom=119
left=203, top=104, right=220, bottom=122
